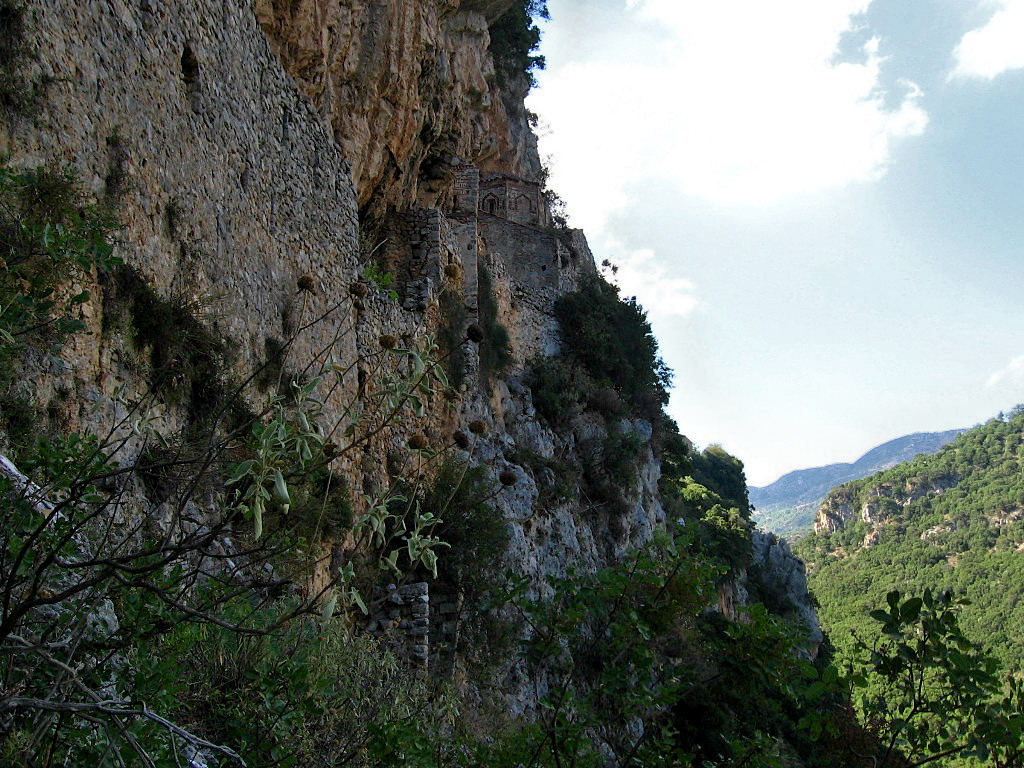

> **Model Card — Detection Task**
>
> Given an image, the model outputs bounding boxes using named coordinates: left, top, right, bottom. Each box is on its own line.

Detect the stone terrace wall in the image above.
left=401, top=208, right=462, bottom=312
left=479, top=216, right=597, bottom=358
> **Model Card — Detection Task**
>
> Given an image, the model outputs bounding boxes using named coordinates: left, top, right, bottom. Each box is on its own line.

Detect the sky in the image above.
left=525, top=0, right=1024, bottom=487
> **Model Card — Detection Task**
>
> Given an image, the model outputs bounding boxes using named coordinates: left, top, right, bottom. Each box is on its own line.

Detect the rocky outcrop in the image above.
left=253, top=0, right=542, bottom=221
left=752, top=429, right=964, bottom=536
left=813, top=473, right=958, bottom=535
left=750, top=531, right=823, bottom=654
left=717, top=531, right=823, bottom=657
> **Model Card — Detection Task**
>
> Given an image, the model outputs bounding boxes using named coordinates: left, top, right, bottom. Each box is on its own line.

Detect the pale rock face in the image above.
left=814, top=499, right=855, bottom=534
left=750, top=531, right=823, bottom=654
left=253, top=0, right=541, bottom=219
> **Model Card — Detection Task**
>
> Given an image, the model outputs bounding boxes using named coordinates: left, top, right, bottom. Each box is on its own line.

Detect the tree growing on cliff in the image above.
left=554, top=274, right=672, bottom=417
left=488, top=0, right=550, bottom=86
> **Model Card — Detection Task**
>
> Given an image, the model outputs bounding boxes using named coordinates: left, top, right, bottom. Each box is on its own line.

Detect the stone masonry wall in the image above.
left=479, top=173, right=547, bottom=227
left=452, top=164, right=481, bottom=218
left=478, top=216, right=596, bottom=358
left=2, top=0, right=363, bottom=439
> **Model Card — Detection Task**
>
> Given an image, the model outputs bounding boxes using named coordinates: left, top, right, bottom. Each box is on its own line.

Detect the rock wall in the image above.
left=714, top=531, right=822, bottom=658
left=2, top=0, right=663, bottom=662
left=3, top=1, right=819, bottom=711
left=1, top=0, right=364, bottom=443
left=750, top=531, right=823, bottom=656
left=253, top=0, right=542, bottom=221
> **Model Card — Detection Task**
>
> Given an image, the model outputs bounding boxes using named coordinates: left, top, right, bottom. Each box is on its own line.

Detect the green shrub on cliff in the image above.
left=478, top=264, right=513, bottom=385
left=553, top=274, right=672, bottom=419
left=0, top=0, right=43, bottom=112
left=0, top=165, right=119, bottom=369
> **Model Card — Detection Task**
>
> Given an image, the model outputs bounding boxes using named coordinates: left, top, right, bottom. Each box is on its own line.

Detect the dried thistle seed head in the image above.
left=407, top=433, right=429, bottom=450
left=465, top=323, right=484, bottom=343
left=468, top=419, right=487, bottom=436
left=379, top=334, right=398, bottom=349
left=349, top=281, right=369, bottom=298
left=443, top=263, right=460, bottom=279
left=297, top=273, right=316, bottom=292
left=499, top=469, right=517, bottom=486
left=322, top=441, right=339, bottom=459
left=453, top=430, right=470, bottom=449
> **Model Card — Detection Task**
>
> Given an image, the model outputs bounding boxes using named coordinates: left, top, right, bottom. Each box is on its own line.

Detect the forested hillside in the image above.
left=798, top=406, right=1024, bottom=675
left=751, top=429, right=964, bottom=537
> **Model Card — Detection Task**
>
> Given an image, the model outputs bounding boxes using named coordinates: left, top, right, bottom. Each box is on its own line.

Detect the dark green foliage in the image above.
left=425, top=459, right=506, bottom=597
left=488, top=0, right=549, bottom=86
left=103, top=265, right=252, bottom=429
left=0, top=165, right=119, bottom=374
left=579, top=424, right=645, bottom=517
left=283, top=467, right=353, bottom=538
left=131, top=597, right=442, bottom=768
left=477, top=264, right=512, bottom=386
left=423, top=458, right=514, bottom=668
left=839, top=589, right=1024, bottom=767
left=658, top=423, right=753, bottom=577
left=696, top=502, right=753, bottom=575
left=600, top=427, right=644, bottom=487
left=510, top=446, right=576, bottom=507
left=103, top=130, right=128, bottom=201
left=554, top=274, right=671, bottom=419
left=526, top=354, right=581, bottom=426
left=0, top=0, right=41, bottom=113
left=0, top=164, right=118, bottom=462
left=256, top=335, right=287, bottom=391
left=0, top=389, right=35, bottom=463
left=473, top=534, right=845, bottom=768
left=439, top=287, right=468, bottom=390
left=689, top=443, right=750, bottom=516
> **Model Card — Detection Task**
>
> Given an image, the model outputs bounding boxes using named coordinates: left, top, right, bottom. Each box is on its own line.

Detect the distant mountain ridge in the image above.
left=750, top=429, right=966, bottom=536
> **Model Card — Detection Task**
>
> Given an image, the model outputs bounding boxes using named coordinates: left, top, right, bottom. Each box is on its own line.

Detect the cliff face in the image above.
left=1, top=0, right=657, bottom=628
left=253, top=0, right=541, bottom=221
left=0, top=4, right=847, bottom=762
left=0, top=0, right=823, bottom=712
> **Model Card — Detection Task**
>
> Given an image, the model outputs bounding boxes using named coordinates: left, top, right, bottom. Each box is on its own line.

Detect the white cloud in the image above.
left=602, top=246, right=700, bottom=319
left=529, top=0, right=927, bottom=231
left=952, top=1, right=1024, bottom=80
left=986, top=354, right=1024, bottom=388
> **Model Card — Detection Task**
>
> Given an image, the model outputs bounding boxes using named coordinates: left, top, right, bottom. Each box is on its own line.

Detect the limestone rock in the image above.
left=253, top=0, right=540, bottom=220
left=750, top=530, right=824, bottom=655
